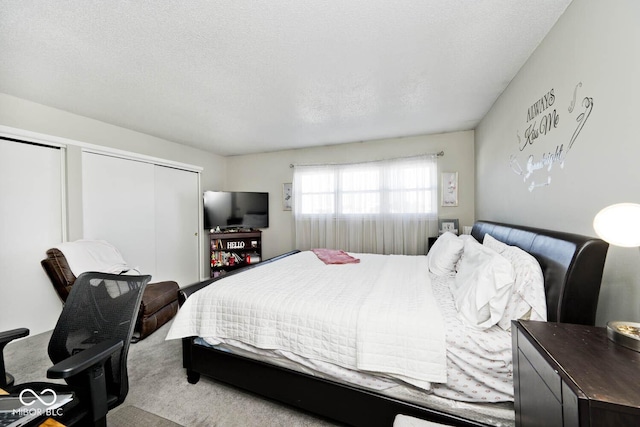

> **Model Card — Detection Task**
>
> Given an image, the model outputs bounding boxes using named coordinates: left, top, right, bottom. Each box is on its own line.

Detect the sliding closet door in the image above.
left=82, top=152, right=157, bottom=275
left=82, top=152, right=200, bottom=286
left=0, top=138, right=64, bottom=334
left=154, top=165, right=199, bottom=285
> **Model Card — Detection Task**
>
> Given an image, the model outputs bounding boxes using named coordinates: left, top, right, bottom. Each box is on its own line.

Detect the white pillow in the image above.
left=426, top=232, right=464, bottom=276
left=482, top=233, right=508, bottom=254
left=458, top=234, right=475, bottom=243
left=497, top=245, right=547, bottom=330
left=453, top=238, right=515, bottom=330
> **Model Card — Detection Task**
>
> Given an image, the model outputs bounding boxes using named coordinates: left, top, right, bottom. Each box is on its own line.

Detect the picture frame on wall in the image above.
left=282, top=183, right=292, bottom=211
left=438, top=218, right=459, bottom=235
left=441, top=172, right=458, bottom=207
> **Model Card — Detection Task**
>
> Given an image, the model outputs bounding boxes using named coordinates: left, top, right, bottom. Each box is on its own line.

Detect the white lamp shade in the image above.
left=593, top=203, right=640, bottom=247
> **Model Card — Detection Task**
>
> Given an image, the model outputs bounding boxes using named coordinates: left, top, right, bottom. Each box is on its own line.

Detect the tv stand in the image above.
left=209, top=230, right=262, bottom=277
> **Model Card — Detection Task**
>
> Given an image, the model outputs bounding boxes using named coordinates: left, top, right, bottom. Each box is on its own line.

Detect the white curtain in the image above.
left=293, top=155, right=439, bottom=255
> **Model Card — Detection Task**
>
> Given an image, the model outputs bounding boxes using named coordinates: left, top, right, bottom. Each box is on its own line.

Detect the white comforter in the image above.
left=167, top=251, right=447, bottom=388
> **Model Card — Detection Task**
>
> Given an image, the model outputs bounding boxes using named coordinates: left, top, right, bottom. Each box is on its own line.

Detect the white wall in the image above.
left=475, top=0, right=640, bottom=325
left=0, top=93, right=227, bottom=281
left=225, top=131, right=475, bottom=259
left=0, top=93, right=226, bottom=190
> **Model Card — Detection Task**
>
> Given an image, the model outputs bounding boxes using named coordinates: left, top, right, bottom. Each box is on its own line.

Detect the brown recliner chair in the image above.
left=42, top=248, right=179, bottom=341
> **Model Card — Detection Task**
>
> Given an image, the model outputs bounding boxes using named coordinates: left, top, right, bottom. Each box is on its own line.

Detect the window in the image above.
left=293, top=155, right=439, bottom=255
left=294, top=156, right=437, bottom=216
left=297, top=169, right=336, bottom=214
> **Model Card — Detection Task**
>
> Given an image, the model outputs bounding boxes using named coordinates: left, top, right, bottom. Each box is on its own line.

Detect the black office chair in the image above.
left=0, top=272, right=150, bottom=426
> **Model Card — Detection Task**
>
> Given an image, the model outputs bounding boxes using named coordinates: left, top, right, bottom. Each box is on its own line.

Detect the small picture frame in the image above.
left=282, top=183, right=292, bottom=211
left=441, top=172, right=458, bottom=207
left=438, top=218, right=459, bottom=235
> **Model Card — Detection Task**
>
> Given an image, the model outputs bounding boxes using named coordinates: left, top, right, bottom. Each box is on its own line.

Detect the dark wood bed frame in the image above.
left=178, top=221, right=609, bottom=426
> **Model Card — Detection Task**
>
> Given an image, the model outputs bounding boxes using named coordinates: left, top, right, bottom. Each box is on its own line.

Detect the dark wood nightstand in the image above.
left=513, top=320, right=640, bottom=426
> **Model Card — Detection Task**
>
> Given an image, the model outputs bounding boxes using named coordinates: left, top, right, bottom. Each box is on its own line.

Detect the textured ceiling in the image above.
left=0, top=1, right=571, bottom=156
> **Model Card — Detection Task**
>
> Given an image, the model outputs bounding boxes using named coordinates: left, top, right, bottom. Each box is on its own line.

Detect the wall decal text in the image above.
left=510, top=82, right=593, bottom=192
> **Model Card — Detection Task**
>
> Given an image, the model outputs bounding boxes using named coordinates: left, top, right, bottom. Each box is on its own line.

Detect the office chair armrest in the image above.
left=47, top=338, right=124, bottom=380
left=1, top=328, right=30, bottom=387
left=0, top=328, right=30, bottom=347
left=48, top=338, right=124, bottom=425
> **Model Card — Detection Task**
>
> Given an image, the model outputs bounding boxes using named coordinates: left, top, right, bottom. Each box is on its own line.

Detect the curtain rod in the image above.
left=289, top=151, right=444, bottom=168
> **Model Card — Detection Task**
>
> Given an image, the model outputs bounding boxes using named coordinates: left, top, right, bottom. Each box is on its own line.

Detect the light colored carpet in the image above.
left=4, top=321, right=341, bottom=427
left=109, top=405, right=183, bottom=427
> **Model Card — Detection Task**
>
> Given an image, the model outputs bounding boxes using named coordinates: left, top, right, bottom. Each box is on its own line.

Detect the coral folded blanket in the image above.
left=312, top=248, right=360, bottom=265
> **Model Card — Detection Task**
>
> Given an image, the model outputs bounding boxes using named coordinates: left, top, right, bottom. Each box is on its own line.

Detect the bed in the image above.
left=168, top=221, right=609, bottom=426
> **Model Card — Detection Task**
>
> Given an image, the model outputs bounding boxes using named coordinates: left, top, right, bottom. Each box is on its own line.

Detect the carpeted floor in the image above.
left=108, top=405, right=183, bottom=427
left=4, top=321, right=341, bottom=426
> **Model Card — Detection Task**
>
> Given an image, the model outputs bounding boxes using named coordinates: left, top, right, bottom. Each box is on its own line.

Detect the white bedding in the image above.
left=167, top=250, right=518, bottom=403
left=183, top=272, right=514, bottom=404
left=167, top=251, right=447, bottom=388
left=431, top=274, right=513, bottom=402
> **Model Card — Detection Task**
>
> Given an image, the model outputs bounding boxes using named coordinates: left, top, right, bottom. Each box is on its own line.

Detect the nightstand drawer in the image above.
left=514, top=320, right=640, bottom=427
left=516, top=326, right=561, bottom=401
left=516, top=348, right=562, bottom=426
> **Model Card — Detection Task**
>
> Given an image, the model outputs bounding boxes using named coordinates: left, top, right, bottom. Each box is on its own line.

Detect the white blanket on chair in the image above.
left=55, top=240, right=139, bottom=277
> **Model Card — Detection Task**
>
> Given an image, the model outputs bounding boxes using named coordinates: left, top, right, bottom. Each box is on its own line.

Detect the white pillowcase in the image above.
left=480, top=233, right=547, bottom=330
left=482, top=233, right=508, bottom=254
left=453, top=238, right=515, bottom=330
left=495, top=245, right=547, bottom=330
left=426, top=232, right=464, bottom=276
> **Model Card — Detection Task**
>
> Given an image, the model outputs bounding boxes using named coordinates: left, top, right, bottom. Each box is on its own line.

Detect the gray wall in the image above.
left=475, top=0, right=640, bottom=325
left=225, top=131, right=475, bottom=259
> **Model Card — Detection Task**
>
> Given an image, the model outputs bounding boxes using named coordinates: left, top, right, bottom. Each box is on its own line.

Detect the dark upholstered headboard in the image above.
left=471, top=220, right=609, bottom=326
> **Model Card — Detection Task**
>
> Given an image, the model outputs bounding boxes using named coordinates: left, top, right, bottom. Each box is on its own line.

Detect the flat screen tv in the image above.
left=203, top=191, right=269, bottom=230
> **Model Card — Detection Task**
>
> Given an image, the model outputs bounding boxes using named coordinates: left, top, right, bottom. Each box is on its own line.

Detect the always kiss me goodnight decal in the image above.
left=509, top=82, right=593, bottom=192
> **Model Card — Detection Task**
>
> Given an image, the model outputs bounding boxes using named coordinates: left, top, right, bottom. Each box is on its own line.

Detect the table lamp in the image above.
left=593, top=202, right=640, bottom=351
